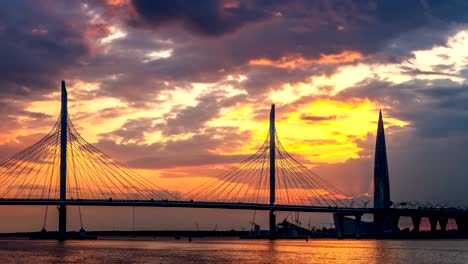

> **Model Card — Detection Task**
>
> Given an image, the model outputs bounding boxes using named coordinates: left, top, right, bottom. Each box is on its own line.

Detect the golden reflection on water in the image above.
left=0, top=238, right=467, bottom=263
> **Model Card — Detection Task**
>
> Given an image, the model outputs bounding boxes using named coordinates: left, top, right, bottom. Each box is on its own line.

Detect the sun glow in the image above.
left=207, top=98, right=407, bottom=165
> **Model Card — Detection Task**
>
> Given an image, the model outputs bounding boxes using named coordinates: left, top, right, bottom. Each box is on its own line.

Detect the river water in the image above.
left=0, top=238, right=467, bottom=263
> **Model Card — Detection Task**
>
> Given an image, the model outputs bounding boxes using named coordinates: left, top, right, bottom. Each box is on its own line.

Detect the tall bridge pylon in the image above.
left=269, top=104, right=276, bottom=234
left=59, top=80, right=67, bottom=237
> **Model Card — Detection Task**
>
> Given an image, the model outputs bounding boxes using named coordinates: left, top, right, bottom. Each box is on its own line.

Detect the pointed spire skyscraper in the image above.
left=374, top=110, right=391, bottom=209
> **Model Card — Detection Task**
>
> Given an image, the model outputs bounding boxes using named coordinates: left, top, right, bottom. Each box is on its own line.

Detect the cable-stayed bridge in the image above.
left=0, top=81, right=467, bottom=239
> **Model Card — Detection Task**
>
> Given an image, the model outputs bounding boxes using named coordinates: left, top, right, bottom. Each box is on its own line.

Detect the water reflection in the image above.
left=0, top=239, right=467, bottom=263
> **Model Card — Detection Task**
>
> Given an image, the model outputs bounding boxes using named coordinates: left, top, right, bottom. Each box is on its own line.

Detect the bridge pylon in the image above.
left=269, top=104, right=276, bottom=234
left=59, top=80, right=67, bottom=239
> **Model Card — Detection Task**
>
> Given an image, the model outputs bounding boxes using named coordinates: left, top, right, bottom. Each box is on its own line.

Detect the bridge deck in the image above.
left=0, top=199, right=466, bottom=218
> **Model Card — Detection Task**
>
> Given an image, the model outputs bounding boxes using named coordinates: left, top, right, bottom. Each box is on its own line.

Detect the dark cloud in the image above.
left=158, top=91, right=247, bottom=136
left=240, top=65, right=334, bottom=95
left=0, top=1, right=92, bottom=99
left=301, top=115, right=338, bottom=122
left=399, top=65, right=458, bottom=77
left=92, top=106, right=132, bottom=120
left=130, top=0, right=273, bottom=36
left=101, top=117, right=158, bottom=143
left=3, top=0, right=468, bottom=105
left=386, top=131, right=468, bottom=203
left=59, top=0, right=468, bottom=106
left=96, top=126, right=252, bottom=169
left=82, top=0, right=466, bottom=103
left=336, top=78, right=468, bottom=138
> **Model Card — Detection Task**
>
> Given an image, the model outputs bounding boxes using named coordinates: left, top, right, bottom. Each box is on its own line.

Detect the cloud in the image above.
left=158, top=91, right=247, bottom=136
left=0, top=133, right=48, bottom=161
left=75, top=0, right=468, bottom=106
left=399, top=65, right=459, bottom=77
left=336, top=77, right=468, bottom=138
left=130, top=0, right=274, bottom=36
left=3, top=0, right=468, bottom=105
left=0, top=1, right=92, bottom=99
left=101, top=117, right=158, bottom=143
left=249, top=50, right=364, bottom=68
left=0, top=98, right=56, bottom=140
left=95, top=126, right=252, bottom=169
left=300, top=115, right=338, bottom=122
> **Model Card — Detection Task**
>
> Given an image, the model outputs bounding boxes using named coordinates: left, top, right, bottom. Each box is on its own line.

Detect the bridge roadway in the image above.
left=0, top=199, right=467, bottom=219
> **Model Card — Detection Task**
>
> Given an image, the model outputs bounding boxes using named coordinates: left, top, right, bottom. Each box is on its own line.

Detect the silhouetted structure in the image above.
left=374, top=110, right=390, bottom=209
left=333, top=214, right=374, bottom=237
left=59, top=81, right=67, bottom=239
left=373, top=110, right=392, bottom=235
left=269, top=104, right=276, bottom=234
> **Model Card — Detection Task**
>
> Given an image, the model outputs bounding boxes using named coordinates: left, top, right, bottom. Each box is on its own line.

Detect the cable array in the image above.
left=0, top=107, right=351, bottom=206
left=0, top=113, right=177, bottom=200
left=184, top=130, right=354, bottom=207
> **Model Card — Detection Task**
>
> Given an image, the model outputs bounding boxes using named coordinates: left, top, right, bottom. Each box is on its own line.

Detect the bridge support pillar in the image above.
left=269, top=210, right=276, bottom=235
left=354, top=214, right=362, bottom=238
left=456, top=217, right=468, bottom=233
left=334, top=213, right=344, bottom=239
left=439, top=218, right=448, bottom=232
left=429, top=217, right=438, bottom=232
left=391, top=215, right=400, bottom=233
left=374, top=213, right=384, bottom=238
left=58, top=205, right=66, bottom=238
left=411, top=215, right=422, bottom=232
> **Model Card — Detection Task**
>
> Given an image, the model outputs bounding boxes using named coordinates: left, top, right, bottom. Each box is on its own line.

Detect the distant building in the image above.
left=276, top=219, right=310, bottom=236
left=333, top=215, right=375, bottom=235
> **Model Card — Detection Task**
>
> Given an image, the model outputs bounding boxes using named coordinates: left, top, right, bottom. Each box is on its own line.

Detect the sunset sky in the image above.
left=1, top=0, right=468, bottom=231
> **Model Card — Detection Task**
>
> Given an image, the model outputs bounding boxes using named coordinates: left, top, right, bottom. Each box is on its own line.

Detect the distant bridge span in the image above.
left=0, top=199, right=467, bottom=219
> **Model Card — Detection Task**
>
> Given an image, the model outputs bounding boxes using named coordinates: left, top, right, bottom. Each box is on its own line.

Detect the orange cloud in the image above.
left=105, top=0, right=130, bottom=6
left=318, top=50, right=363, bottom=64
left=224, top=1, right=240, bottom=9
left=249, top=50, right=363, bottom=68
left=84, top=23, right=111, bottom=39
